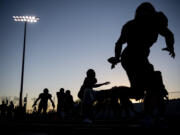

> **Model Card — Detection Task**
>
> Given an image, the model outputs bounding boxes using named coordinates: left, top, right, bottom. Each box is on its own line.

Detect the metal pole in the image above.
left=19, top=21, right=27, bottom=107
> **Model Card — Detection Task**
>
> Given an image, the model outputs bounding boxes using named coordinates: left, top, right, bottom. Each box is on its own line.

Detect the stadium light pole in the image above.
left=13, top=16, right=39, bottom=108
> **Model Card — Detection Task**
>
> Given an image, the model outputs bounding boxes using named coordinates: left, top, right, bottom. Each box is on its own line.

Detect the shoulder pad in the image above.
left=157, top=11, right=168, bottom=27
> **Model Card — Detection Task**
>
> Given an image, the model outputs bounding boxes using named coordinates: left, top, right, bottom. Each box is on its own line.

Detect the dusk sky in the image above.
left=0, top=0, right=180, bottom=105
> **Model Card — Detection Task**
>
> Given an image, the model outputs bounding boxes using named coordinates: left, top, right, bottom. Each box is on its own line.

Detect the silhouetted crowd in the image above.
left=0, top=90, right=139, bottom=122
left=0, top=100, right=15, bottom=120
left=0, top=89, right=179, bottom=128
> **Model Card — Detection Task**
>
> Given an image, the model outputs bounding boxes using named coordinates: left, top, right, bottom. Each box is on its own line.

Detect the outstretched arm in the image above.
left=93, top=82, right=110, bottom=88
left=160, top=27, right=175, bottom=58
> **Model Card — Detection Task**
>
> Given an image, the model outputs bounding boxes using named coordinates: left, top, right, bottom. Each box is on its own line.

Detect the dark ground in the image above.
left=1, top=99, right=180, bottom=134
left=0, top=115, right=179, bottom=135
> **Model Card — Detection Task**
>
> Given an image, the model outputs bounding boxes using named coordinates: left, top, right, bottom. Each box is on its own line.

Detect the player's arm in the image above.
left=160, top=27, right=175, bottom=58
left=49, top=96, right=55, bottom=108
left=32, top=96, right=40, bottom=107
left=115, top=26, right=127, bottom=60
left=158, top=12, right=175, bottom=58
left=109, top=23, right=128, bottom=69
left=93, top=82, right=110, bottom=88
left=115, top=36, right=124, bottom=60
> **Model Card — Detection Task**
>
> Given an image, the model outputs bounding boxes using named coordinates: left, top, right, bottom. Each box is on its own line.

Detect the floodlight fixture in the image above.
left=13, top=16, right=39, bottom=23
